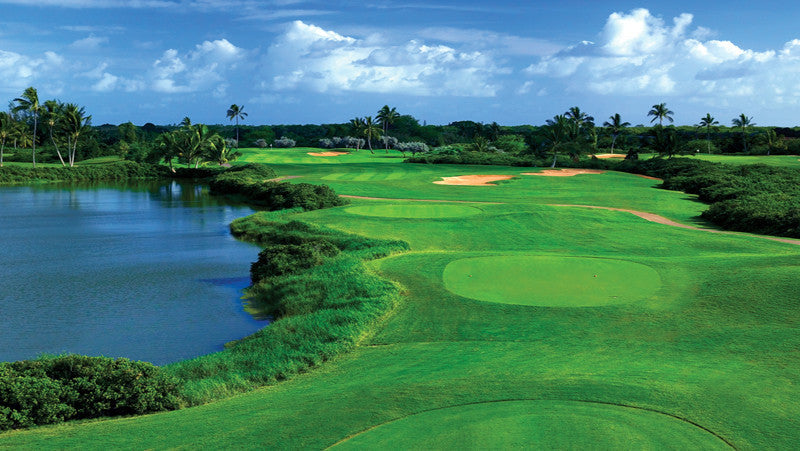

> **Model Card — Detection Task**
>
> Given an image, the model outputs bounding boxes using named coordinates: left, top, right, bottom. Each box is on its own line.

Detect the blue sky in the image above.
left=2, top=1, right=800, bottom=126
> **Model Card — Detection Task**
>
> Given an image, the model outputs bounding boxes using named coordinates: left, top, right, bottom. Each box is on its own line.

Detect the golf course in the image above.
left=2, top=148, right=799, bottom=449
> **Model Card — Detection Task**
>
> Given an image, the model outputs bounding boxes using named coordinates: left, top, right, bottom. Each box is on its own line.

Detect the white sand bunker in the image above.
left=523, top=169, right=606, bottom=177
left=593, top=153, right=626, bottom=159
left=434, top=175, right=515, bottom=186
left=307, top=151, right=348, bottom=156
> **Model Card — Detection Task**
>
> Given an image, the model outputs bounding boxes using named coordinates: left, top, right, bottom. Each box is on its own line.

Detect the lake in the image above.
left=0, top=181, right=268, bottom=365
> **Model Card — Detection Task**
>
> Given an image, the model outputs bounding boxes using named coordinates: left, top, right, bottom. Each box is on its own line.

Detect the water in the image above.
left=0, top=181, right=268, bottom=365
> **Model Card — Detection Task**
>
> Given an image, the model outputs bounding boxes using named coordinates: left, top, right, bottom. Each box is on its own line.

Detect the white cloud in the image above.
left=524, top=8, right=800, bottom=106
left=150, top=39, right=243, bottom=94
left=69, top=35, right=109, bottom=50
left=0, top=49, right=65, bottom=93
left=263, top=20, right=505, bottom=97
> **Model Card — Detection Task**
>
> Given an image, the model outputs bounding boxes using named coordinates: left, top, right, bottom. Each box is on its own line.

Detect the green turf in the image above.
left=332, top=400, right=729, bottom=449
left=345, top=203, right=483, bottom=219
left=3, top=150, right=800, bottom=449
left=442, top=255, right=661, bottom=307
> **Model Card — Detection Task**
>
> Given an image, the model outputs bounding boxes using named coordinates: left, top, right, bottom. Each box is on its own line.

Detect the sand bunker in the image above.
left=523, top=169, right=606, bottom=177
left=307, top=151, right=348, bottom=157
left=593, top=154, right=626, bottom=159
left=433, top=175, right=515, bottom=186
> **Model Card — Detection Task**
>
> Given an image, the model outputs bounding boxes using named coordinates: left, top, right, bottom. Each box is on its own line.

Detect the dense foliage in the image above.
left=168, top=217, right=409, bottom=404
left=208, top=164, right=346, bottom=211
left=0, top=160, right=163, bottom=184
left=0, top=355, right=180, bottom=431
left=626, top=159, right=800, bottom=237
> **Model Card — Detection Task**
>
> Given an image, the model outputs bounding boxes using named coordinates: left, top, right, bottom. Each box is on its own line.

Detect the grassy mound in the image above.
left=333, top=400, right=729, bottom=449
left=442, top=255, right=661, bottom=307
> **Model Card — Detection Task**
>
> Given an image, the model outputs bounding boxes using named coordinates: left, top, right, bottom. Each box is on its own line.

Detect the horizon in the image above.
left=3, top=1, right=800, bottom=126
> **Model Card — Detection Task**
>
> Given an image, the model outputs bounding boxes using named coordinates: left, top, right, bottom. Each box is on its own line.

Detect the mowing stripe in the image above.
left=340, top=195, right=504, bottom=204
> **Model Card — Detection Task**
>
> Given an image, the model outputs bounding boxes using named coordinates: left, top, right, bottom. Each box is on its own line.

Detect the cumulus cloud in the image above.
left=525, top=8, right=800, bottom=104
left=262, top=20, right=506, bottom=97
left=150, top=38, right=243, bottom=94
left=0, top=49, right=65, bottom=93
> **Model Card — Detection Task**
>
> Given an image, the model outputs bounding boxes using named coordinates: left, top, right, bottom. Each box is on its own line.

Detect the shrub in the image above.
left=273, top=136, right=296, bottom=148
left=0, top=355, right=181, bottom=431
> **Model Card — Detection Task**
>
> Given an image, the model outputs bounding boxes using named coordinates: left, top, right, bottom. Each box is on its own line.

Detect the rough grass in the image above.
left=3, top=153, right=800, bottom=448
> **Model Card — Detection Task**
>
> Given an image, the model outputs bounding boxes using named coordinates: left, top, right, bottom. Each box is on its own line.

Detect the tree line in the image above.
left=4, top=86, right=799, bottom=169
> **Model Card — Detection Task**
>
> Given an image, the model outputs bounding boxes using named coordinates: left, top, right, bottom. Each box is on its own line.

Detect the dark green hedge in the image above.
left=208, top=164, right=346, bottom=211
left=0, top=161, right=164, bottom=184
left=0, top=355, right=181, bottom=431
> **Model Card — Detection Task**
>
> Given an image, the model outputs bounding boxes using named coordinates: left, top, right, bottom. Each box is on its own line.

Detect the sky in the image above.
left=2, top=0, right=800, bottom=127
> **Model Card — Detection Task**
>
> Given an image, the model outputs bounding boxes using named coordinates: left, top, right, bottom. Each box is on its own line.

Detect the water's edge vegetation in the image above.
left=0, top=162, right=408, bottom=430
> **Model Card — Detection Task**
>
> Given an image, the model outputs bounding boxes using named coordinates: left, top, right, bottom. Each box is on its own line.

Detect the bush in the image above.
left=0, top=161, right=165, bottom=185
left=207, top=164, right=346, bottom=211
left=395, top=141, right=429, bottom=156
left=0, top=355, right=181, bottom=431
left=273, top=136, right=296, bottom=148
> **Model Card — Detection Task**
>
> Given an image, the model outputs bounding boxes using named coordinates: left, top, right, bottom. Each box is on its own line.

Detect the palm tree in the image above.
left=362, top=116, right=382, bottom=154
left=602, top=113, right=630, bottom=154
left=650, top=125, right=678, bottom=158
left=42, top=100, right=67, bottom=166
left=376, top=105, right=400, bottom=153
left=696, top=113, right=719, bottom=154
left=63, top=103, right=91, bottom=167
left=206, top=135, right=242, bottom=166
left=648, top=103, right=674, bottom=126
left=226, top=104, right=247, bottom=148
left=0, top=111, right=12, bottom=167
left=565, top=106, right=594, bottom=130
left=544, top=114, right=575, bottom=168
left=349, top=117, right=365, bottom=151
left=731, top=114, right=755, bottom=153
left=12, top=87, right=40, bottom=167
left=155, top=132, right=180, bottom=172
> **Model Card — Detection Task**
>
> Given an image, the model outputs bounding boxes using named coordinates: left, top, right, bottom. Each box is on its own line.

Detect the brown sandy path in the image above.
left=635, top=174, right=663, bottom=181
left=339, top=195, right=503, bottom=204
left=307, top=151, right=348, bottom=156
left=523, top=169, right=606, bottom=177
left=550, top=204, right=800, bottom=246
left=267, top=175, right=303, bottom=182
left=433, top=174, right=515, bottom=186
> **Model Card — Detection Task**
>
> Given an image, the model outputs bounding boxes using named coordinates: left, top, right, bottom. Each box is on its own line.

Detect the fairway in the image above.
left=333, top=400, right=730, bottom=449
left=3, top=150, right=800, bottom=450
left=345, top=203, right=483, bottom=219
left=442, top=255, right=662, bottom=307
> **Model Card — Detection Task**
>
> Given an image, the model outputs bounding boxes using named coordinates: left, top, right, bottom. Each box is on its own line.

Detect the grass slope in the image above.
left=3, top=151, right=800, bottom=449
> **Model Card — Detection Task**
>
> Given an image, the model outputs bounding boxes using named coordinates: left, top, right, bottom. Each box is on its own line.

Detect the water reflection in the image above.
left=0, top=181, right=267, bottom=365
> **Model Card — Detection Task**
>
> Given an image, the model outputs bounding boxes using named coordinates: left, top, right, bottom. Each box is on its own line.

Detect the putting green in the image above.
left=345, top=204, right=483, bottom=219
left=443, top=255, right=661, bottom=307
left=332, top=400, right=729, bottom=449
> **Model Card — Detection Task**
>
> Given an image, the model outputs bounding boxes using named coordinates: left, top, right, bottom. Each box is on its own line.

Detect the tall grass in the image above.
left=168, top=216, right=408, bottom=405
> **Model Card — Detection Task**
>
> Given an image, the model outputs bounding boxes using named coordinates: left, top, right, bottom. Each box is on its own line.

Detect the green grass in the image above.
left=344, top=203, right=483, bottom=219
left=332, top=400, right=729, bottom=449
left=3, top=150, right=800, bottom=448
left=442, top=255, right=661, bottom=307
